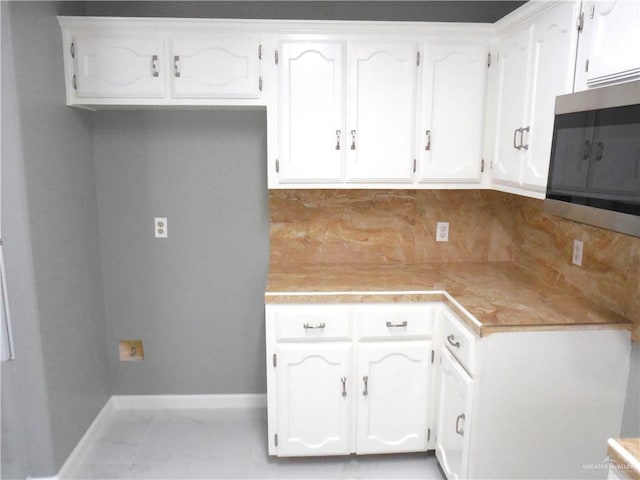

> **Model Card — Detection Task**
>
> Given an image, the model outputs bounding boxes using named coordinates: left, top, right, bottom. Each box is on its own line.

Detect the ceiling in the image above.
left=83, top=1, right=529, bottom=23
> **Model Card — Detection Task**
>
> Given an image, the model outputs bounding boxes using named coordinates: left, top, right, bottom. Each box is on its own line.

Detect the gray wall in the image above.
left=92, top=111, right=269, bottom=394
left=85, top=1, right=527, bottom=23
left=1, top=1, right=110, bottom=476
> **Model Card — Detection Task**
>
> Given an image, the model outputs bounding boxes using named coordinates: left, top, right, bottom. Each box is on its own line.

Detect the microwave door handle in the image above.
left=596, top=141, right=604, bottom=161
left=582, top=139, right=592, bottom=160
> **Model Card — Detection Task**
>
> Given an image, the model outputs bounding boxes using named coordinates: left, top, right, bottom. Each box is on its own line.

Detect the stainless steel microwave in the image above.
left=545, top=81, right=640, bottom=237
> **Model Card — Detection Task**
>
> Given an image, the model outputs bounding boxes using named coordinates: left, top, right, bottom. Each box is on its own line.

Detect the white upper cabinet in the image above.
left=522, top=2, right=580, bottom=189
left=170, top=35, right=261, bottom=98
left=277, top=42, right=345, bottom=183
left=346, top=43, right=417, bottom=183
left=356, top=341, right=431, bottom=454
left=418, top=43, right=487, bottom=183
left=577, top=0, right=640, bottom=89
left=73, top=33, right=166, bottom=98
left=493, top=27, right=531, bottom=187
left=492, top=1, right=580, bottom=194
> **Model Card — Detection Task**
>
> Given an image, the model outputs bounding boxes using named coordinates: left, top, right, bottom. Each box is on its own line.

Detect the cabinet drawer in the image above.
left=440, top=307, right=476, bottom=376
left=275, top=307, right=352, bottom=341
left=357, top=306, right=434, bottom=340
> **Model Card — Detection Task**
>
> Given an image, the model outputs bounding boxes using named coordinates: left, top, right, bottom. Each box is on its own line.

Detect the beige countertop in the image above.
left=265, top=262, right=632, bottom=337
left=608, top=438, right=640, bottom=480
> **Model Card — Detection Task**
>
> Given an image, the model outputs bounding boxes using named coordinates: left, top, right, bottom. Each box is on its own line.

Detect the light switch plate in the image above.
left=436, top=222, right=450, bottom=242
left=154, top=217, right=167, bottom=239
left=572, top=239, right=583, bottom=266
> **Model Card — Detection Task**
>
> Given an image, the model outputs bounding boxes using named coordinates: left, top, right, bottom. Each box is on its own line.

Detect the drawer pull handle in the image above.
left=303, top=322, right=326, bottom=330
left=447, top=334, right=460, bottom=348
left=455, top=413, right=465, bottom=436
left=386, top=321, right=408, bottom=328
left=341, top=377, right=347, bottom=397
left=362, top=375, right=368, bottom=396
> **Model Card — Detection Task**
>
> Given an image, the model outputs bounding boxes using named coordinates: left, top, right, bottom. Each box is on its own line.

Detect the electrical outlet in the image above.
left=436, top=222, right=450, bottom=242
left=572, top=239, right=583, bottom=266
left=154, top=217, right=168, bottom=238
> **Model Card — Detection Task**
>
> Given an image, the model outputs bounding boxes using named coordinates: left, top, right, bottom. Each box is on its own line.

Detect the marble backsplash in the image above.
left=269, top=189, right=640, bottom=340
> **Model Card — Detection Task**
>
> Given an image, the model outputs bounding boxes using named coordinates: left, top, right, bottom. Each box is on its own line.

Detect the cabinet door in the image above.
left=276, top=343, right=352, bottom=456
left=356, top=341, right=431, bottom=454
left=436, top=348, right=473, bottom=480
left=418, top=43, right=487, bottom=183
left=346, top=43, right=417, bottom=183
left=73, top=34, right=166, bottom=98
left=492, top=27, right=531, bottom=186
left=586, top=0, right=640, bottom=86
left=277, top=42, right=345, bottom=183
left=170, top=35, right=260, bottom=98
left=522, top=2, right=580, bottom=190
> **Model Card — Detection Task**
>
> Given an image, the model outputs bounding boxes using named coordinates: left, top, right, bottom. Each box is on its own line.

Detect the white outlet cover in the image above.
left=436, top=222, right=449, bottom=242
left=572, top=239, right=583, bottom=266
left=155, top=217, right=168, bottom=239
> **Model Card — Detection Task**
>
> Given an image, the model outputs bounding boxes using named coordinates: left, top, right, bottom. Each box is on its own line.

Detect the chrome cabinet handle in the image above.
left=455, top=413, right=466, bottom=436
left=386, top=321, right=408, bottom=328
left=341, top=377, right=347, bottom=397
left=582, top=139, right=592, bottom=160
left=362, top=376, right=368, bottom=396
left=174, top=55, right=181, bottom=77
left=513, top=128, right=521, bottom=150
left=596, top=141, right=604, bottom=161
left=335, top=130, right=341, bottom=150
left=447, top=334, right=460, bottom=348
left=151, top=55, right=159, bottom=77
left=303, top=322, right=326, bottom=329
left=350, top=130, right=357, bottom=150
left=520, top=126, right=530, bottom=150
left=425, top=130, right=431, bottom=151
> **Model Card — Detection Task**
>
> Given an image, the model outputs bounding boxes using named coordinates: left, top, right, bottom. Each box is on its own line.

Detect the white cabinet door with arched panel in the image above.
left=522, top=1, right=580, bottom=190
left=356, top=341, right=431, bottom=454
left=492, top=26, right=531, bottom=187
left=436, top=348, right=473, bottom=480
left=418, top=43, right=487, bottom=183
left=275, top=343, right=352, bottom=456
left=170, top=35, right=261, bottom=98
left=73, top=33, right=166, bottom=98
left=277, top=42, right=345, bottom=183
left=346, top=42, right=417, bottom=183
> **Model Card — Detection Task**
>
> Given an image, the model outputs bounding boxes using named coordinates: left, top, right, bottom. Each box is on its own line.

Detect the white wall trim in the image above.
left=28, top=394, right=267, bottom=480
left=52, top=397, right=116, bottom=480
left=110, top=393, right=267, bottom=410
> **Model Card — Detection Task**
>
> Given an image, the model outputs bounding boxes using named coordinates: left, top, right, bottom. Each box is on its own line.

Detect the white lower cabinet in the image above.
left=357, top=341, right=431, bottom=454
left=266, top=303, right=435, bottom=457
left=436, top=348, right=473, bottom=480
left=266, top=301, right=631, bottom=480
left=275, top=343, right=352, bottom=456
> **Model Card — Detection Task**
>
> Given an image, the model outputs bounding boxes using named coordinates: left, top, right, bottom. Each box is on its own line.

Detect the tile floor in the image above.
left=63, top=407, right=446, bottom=480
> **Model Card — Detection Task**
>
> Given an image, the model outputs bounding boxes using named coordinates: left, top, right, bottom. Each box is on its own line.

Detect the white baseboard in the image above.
left=37, top=394, right=266, bottom=480
left=53, top=396, right=116, bottom=480
left=111, top=393, right=267, bottom=410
